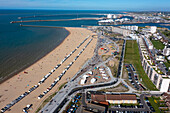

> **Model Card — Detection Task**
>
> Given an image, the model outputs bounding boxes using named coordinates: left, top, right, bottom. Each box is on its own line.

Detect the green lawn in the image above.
left=164, top=62, right=170, bottom=70
left=148, top=97, right=160, bottom=113
left=124, top=40, right=158, bottom=90
left=59, top=82, right=67, bottom=90
left=164, top=57, right=170, bottom=70
left=151, top=40, right=165, bottom=50
left=36, top=92, right=57, bottom=113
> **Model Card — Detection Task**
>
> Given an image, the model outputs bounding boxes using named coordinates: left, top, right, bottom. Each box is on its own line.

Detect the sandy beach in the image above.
left=0, top=27, right=97, bottom=113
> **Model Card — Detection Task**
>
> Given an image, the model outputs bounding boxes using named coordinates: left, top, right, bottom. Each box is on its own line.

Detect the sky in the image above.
left=0, top=0, right=170, bottom=11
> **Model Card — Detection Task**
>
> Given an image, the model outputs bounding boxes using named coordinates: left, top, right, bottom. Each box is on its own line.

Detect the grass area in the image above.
left=151, top=40, right=165, bottom=50
left=164, top=56, right=170, bottom=70
left=36, top=82, right=67, bottom=112
left=99, top=83, right=129, bottom=92
left=36, top=92, right=57, bottom=113
left=148, top=96, right=169, bottom=112
left=164, top=62, right=170, bottom=70
left=59, top=82, right=67, bottom=90
left=148, top=97, right=160, bottom=113
left=107, top=65, right=117, bottom=77
left=124, top=40, right=158, bottom=91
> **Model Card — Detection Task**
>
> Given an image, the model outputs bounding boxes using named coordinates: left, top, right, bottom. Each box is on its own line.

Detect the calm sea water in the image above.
left=0, top=10, right=169, bottom=82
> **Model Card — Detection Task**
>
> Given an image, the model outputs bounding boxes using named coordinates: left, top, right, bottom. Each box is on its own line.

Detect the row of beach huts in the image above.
left=1, top=36, right=91, bottom=113
left=38, top=38, right=93, bottom=99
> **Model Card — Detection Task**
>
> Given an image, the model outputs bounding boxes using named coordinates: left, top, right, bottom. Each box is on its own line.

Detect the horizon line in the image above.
left=0, top=8, right=170, bottom=12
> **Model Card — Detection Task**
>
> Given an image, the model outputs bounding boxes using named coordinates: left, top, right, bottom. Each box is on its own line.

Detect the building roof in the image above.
left=106, top=94, right=137, bottom=100
left=91, top=94, right=106, bottom=102
left=91, top=94, right=137, bottom=102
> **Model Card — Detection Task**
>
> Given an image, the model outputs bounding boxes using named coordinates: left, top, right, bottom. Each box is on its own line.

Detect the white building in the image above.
left=120, top=26, right=138, bottom=31
left=160, top=79, right=170, bottom=92
left=163, top=45, right=170, bottom=56
left=80, top=79, right=86, bottom=85
left=168, top=56, right=170, bottom=61
left=107, top=14, right=112, bottom=19
left=113, top=14, right=117, bottom=19
left=98, top=19, right=114, bottom=23
left=129, top=33, right=139, bottom=41
left=150, top=26, right=157, bottom=34
left=80, top=75, right=89, bottom=85
left=143, top=36, right=154, bottom=50
left=91, top=78, right=96, bottom=84
left=139, top=38, right=170, bottom=92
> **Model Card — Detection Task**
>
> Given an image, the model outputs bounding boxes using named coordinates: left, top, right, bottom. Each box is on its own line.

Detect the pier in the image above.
left=10, top=17, right=103, bottom=24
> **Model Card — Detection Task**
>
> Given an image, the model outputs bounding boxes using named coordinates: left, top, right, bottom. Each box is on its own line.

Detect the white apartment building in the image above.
left=138, top=38, right=170, bottom=92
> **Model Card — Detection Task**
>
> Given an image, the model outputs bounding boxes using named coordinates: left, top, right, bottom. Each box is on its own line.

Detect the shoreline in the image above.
left=0, top=27, right=97, bottom=113
left=0, top=27, right=70, bottom=84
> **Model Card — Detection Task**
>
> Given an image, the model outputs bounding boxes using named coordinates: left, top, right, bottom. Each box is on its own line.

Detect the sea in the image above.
left=0, top=9, right=169, bottom=83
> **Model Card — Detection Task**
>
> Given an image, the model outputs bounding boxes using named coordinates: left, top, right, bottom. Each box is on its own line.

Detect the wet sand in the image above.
left=0, top=27, right=97, bottom=113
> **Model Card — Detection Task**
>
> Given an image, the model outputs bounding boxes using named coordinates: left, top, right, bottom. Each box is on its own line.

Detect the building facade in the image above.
left=138, top=38, right=170, bottom=92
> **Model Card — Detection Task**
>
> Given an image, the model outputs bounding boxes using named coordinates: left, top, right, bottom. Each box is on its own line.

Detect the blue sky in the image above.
left=0, top=0, right=170, bottom=11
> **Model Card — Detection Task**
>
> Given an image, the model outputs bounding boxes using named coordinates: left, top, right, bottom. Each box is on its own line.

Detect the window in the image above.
left=149, top=68, right=153, bottom=79
left=153, top=74, right=158, bottom=85
left=158, top=79, right=162, bottom=90
left=147, top=66, right=150, bottom=75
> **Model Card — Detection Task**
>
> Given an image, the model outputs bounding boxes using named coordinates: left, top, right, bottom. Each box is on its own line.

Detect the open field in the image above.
left=151, top=40, right=164, bottom=50
left=124, top=40, right=158, bottom=90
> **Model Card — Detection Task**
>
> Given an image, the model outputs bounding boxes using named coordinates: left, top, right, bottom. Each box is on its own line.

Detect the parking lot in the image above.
left=125, top=64, right=146, bottom=91
left=66, top=94, right=82, bottom=113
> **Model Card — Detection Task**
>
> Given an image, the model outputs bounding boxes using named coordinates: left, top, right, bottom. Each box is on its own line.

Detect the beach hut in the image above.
left=88, top=71, right=93, bottom=75
left=103, top=77, right=109, bottom=80
left=100, top=70, right=105, bottom=74
left=99, top=68, right=104, bottom=71
left=80, top=79, right=86, bottom=85
left=82, top=75, right=89, bottom=79
left=91, top=78, right=96, bottom=84
left=102, top=74, right=107, bottom=76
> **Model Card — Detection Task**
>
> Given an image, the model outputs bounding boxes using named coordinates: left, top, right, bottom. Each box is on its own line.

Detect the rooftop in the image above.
left=91, top=94, right=137, bottom=102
